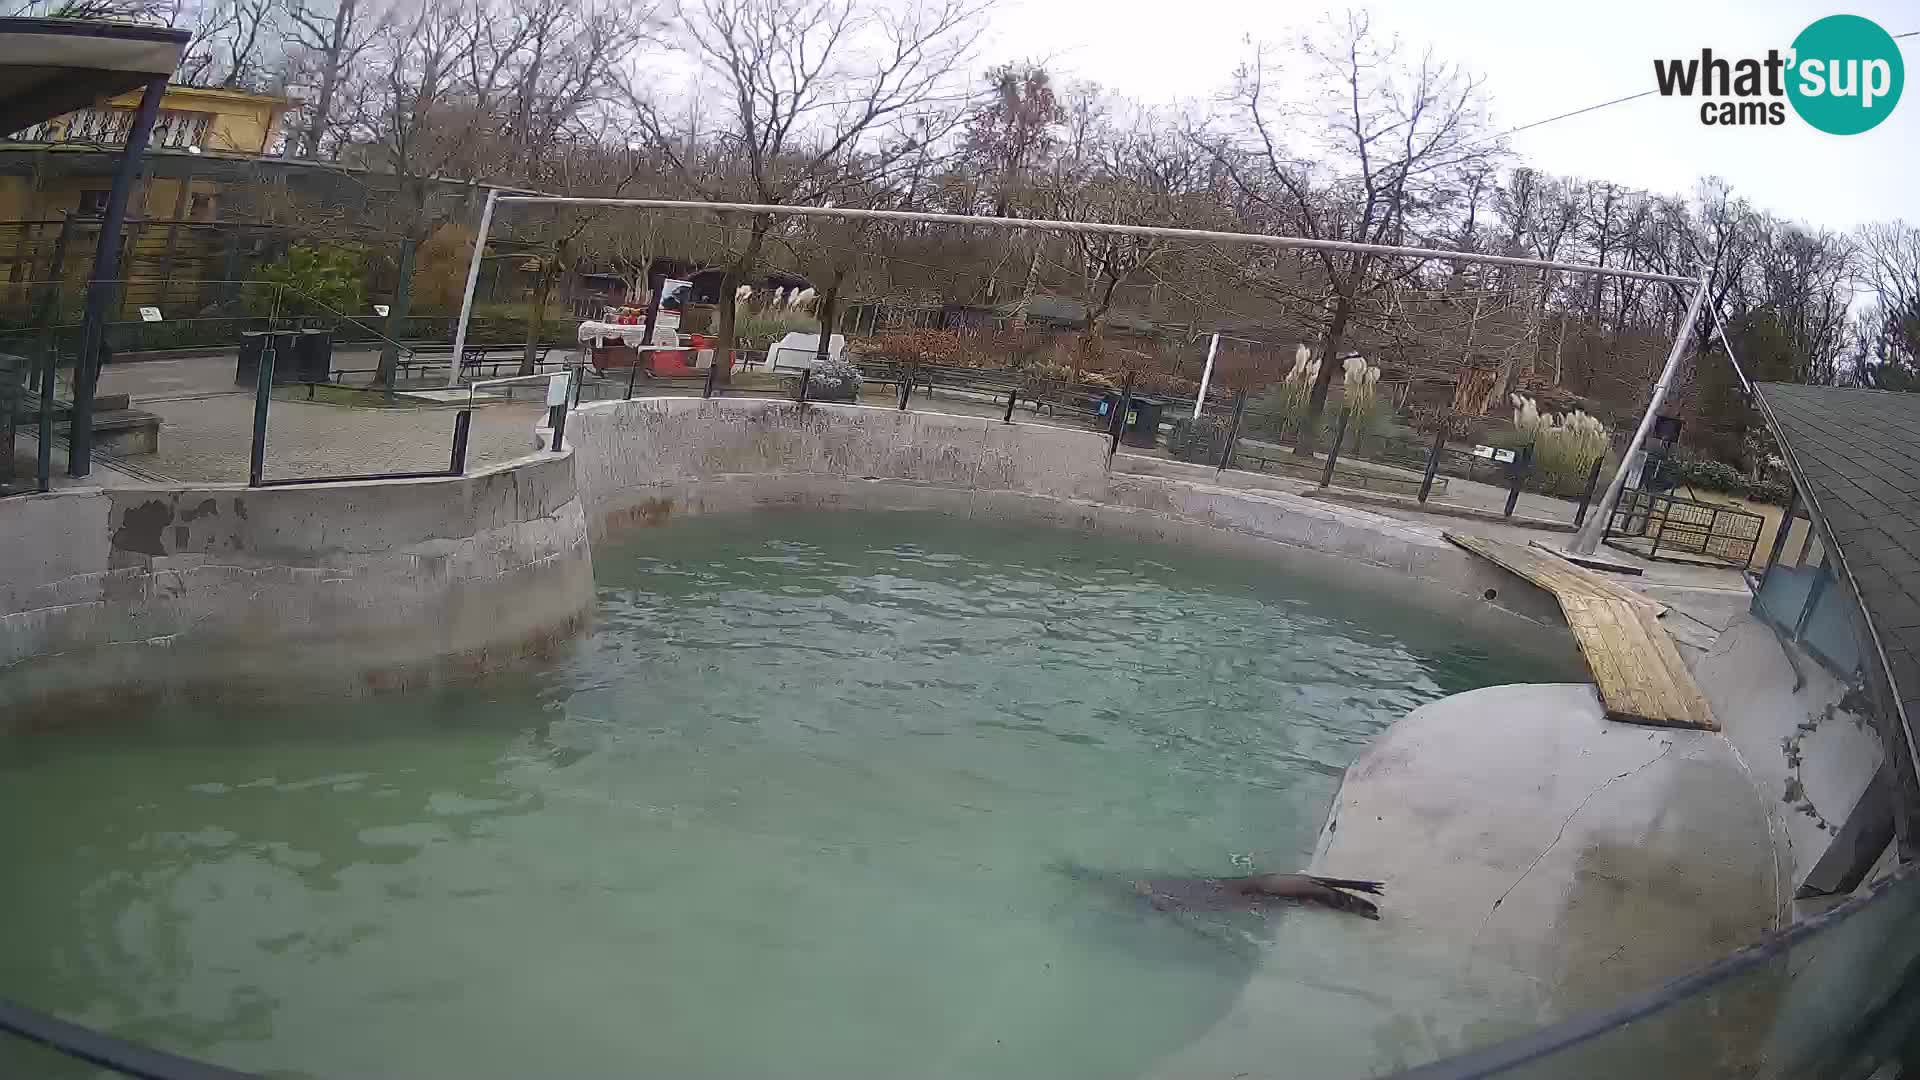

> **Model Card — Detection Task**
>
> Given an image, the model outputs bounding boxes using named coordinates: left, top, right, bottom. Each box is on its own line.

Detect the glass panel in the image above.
left=1400, top=864, right=1920, bottom=1080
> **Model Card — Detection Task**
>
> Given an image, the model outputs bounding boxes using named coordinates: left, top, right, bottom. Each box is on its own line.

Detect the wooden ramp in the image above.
left=1446, top=532, right=1717, bottom=731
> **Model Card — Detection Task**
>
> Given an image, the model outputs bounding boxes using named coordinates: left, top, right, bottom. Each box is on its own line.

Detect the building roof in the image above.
left=0, top=18, right=189, bottom=137
left=1758, top=383, right=1920, bottom=713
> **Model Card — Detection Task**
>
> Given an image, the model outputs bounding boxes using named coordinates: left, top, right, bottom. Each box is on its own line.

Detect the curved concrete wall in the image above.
left=0, top=452, right=594, bottom=719
left=567, top=396, right=1581, bottom=661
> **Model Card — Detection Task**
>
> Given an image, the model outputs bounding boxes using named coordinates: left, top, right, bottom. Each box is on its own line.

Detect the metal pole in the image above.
left=35, top=328, right=56, bottom=492
left=1193, top=332, right=1219, bottom=420
left=1763, top=485, right=1799, bottom=571
left=1418, top=422, right=1446, bottom=503
left=446, top=188, right=499, bottom=388
left=449, top=409, right=471, bottom=473
left=1504, top=445, right=1532, bottom=517
left=897, top=367, right=913, bottom=410
left=247, top=346, right=274, bottom=486
left=1573, top=456, right=1605, bottom=529
left=702, top=353, right=721, bottom=399
left=71, top=75, right=166, bottom=478
left=1570, top=277, right=1710, bottom=554
left=1216, top=390, right=1248, bottom=473
left=1320, top=409, right=1350, bottom=488
left=493, top=196, right=1701, bottom=287
left=1003, top=387, right=1018, bottom=423
left=796, top=368, right=812, bottom=404
left=1107, top=374, right=1135, bottom=464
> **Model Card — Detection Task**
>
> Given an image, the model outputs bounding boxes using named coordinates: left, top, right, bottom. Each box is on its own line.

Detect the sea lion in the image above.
left=1129, top=873, right=1384, bottom=920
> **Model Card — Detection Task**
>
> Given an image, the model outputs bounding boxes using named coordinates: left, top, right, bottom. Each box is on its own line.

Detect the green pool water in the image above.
left=0, top=511, right=1572, bottom=1079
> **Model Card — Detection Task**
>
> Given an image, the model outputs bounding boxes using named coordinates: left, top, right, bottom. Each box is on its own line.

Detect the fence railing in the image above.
left=1604, top=489, right=1766, bottom=570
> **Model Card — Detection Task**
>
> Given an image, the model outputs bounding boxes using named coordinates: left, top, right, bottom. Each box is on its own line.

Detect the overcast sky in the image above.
left=977, top=0, right=1917, bottom=231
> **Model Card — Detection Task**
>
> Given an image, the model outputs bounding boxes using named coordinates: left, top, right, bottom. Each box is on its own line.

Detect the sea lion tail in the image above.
left=1305, top=875, right=1384, bottom=895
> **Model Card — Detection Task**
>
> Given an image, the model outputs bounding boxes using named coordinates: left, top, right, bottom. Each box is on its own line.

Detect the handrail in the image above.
left=0, top=997, right=255, bottom=1080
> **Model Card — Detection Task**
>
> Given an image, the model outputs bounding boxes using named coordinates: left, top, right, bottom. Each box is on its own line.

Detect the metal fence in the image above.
left=1604, top=489, right=1766, bottom=570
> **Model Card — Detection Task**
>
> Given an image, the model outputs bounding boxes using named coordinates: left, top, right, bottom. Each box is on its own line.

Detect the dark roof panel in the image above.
left=0, top=18, right=189, bottom=137
left=1759, top=382, right=1920, bottom=707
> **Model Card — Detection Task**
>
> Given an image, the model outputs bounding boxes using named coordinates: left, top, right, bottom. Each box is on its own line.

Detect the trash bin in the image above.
left=1123, top=395, right=1165, bottom=448
left=290, top=329, right=333, bottom=384
left=236, top=331, right=298, bottom=386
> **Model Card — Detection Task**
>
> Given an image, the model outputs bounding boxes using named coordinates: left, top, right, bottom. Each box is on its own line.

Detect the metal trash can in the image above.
left=1123, top=395, right=1165, bottom=448
left=236, top=331, right=299, bottom=386
left=290, top=329, right=333, bottom=384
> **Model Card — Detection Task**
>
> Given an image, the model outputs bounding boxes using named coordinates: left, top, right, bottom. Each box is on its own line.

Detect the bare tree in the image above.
left=1210, top=10, right=1499, bottom=454
left=174, top=0, right=283, bottom=90
left=624, top=0, right=985, bottom=379
left=1045, top=91, right=1211, bottom=379
left=282, top=0, right=386, bottom=158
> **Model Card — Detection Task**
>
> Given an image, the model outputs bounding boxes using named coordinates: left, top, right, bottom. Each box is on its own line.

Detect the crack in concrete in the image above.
left=1468, top=737, right=1677, bottom=959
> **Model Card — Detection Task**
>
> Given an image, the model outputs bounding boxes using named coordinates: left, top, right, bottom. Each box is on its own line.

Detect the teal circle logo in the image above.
left=1787, top=15, right=1903, bottom=134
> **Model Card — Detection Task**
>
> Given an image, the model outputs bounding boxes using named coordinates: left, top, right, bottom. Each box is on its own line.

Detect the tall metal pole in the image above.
left=70, top=75, right=167, bottom=477
left=1193, top=331, right=1219, bottom=419
left=446, top=188, right=499, bottom=388
left=1569, top=277, right=1710, bottom=555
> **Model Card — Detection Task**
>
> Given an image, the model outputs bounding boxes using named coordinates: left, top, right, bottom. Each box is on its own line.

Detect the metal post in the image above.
left=796, top=368, right=812, bottom=404
left=1320, top=409, right=1350, bottom=488
left=545, top=370, right=571, bottom=452
left=897, top=367, right=913, bottom=410
left=446, top=187, right=499, bottom=388
left=1570, top=276, right=1710, bottom=554
left=449, top=409, right=472, bottom=473
left=1002, top=387, right=1018, bottom=423
left=1193, top=331, right=1219, bottom=420
left=71, top=75, right=166, bottom=478
left=625, top=353, right=641, bottom=399
left=1418, top=422, right=1446, bottom=503
left=702, top=353, right=721, bottom=399
left=247, top=347, right=274, bottom=486
left=1763, top=485, right=1799, bottom=571
left=638, top=272, right=664, bottom=349
left=1573, top=456, right=1605, bottom=529
left=1107, top=373, right=1135, bottom=463
left=1216, top=390, right=1248, bottom=473
left=1504, top=445, right=1532, bottom=517
left=1648, top=496, right=1670, bottom=559
left=35, top=328, right=56, bottom=492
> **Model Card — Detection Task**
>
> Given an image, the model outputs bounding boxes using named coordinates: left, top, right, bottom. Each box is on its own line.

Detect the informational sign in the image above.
left=1470, top=444, right=1517, bottom=463
left=373, top=304, right=391, bottom=317
left=138, top=306, right=163, bottom=322
left=546, top=372, right=571, bottom=407
left=653, top=277, right=694, bottom=333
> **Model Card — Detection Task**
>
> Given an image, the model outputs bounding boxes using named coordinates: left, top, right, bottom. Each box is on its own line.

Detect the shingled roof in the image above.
left=1758, top=383, right=1920, bottom=716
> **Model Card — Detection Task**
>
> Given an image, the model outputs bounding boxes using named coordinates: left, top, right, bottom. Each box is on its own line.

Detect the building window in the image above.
left=77, top=190, right=111, bottom=217
left=190, top=193, right=214, bottom=221
left=152, top=111, right=213, bottom=150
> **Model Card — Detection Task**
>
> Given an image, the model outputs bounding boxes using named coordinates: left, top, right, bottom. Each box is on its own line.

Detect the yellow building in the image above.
left=2, top=84, right=291, bottom=303
left=0, top=83, right=289, bottom=222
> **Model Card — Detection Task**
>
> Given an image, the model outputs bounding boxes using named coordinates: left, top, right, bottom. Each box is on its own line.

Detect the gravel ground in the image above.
left=135, top=394, right=547, bottom=483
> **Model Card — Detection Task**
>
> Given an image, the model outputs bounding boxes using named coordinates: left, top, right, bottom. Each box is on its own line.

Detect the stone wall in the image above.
left=0, top=452, right=593, bottom=719
left=566, top=396, right=1577, bottom=656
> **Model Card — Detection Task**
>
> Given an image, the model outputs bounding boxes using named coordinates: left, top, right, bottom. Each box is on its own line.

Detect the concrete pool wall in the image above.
left=0, top=452, right=593, bottom=719
left=566, top=395, right=1578, bottom=658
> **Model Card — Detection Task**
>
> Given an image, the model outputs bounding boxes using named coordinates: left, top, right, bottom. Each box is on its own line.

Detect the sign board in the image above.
left=546, top=372, right=571, bottom=407
left=653, top=277, right=694, bottom=333
left=1470, top=444, right=1517, bottom=463
left=373, top=304, right=390, bottom=317
left=138, top=306, right=162, bottom=322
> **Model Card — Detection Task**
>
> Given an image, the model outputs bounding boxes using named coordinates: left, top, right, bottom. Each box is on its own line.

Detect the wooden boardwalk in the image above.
left=1447, top=532, right=1718, bottom=731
